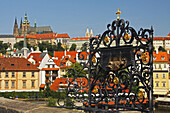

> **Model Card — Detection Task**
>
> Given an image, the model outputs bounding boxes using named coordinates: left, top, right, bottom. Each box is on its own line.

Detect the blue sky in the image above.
left=0, top=0, right=169, bottom=38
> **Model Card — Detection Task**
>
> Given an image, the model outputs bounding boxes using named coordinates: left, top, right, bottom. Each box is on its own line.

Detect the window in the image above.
left=153, top=57, right=156, bottom=60
left=32, top=81, right=35, bottom=87
left=156, top=82, right=159, bottom=87
left=156, top=74, right=159, bottom=78
left=48, top=65, right=50, bottom=68
left=161, top=57, right=165, bottom=60
left=11, top=64, right=14, bottom=66
left=12, top=72, right=15, bottom=78
left=27, top=64, right=30, bottom=66
left=62, top=69, right=64, bottom=72
left=23, top=81, right=26, bottom=87
left=162, top=83, right=166, bottom=87
left=5, top=81, right=8, bottom=87
left=5, top=72, right=8, bottom=78
left=0, top=81, right=1, bottom=88
left=154, top=64, right=156, bottom=69
left=23, top=72, right=26, bottom=77
left=0, top=72, right=1, bottom=78
left=159, top=64, right=161, bottom=68
left=12, top=81, right=15, bottom=87
left=164, top=64, right=166, bottom=68
left=162, top=74, right=165, bottom=78
left=32, top=72, right=34, bottom=77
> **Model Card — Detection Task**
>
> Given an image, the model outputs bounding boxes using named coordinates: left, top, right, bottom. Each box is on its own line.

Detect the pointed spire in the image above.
left=13, top=17, right=19, bottom=36
left=85, top=27, right=90, bottom=37
left=23, top=31, right=27, bottom=48
left=20, top=18, right=23, bottom=28
left=34, top=19, right=37, bottom=27
left=14, top=17, right=17, bottom=25
left=24, top=11, right=29, bottom=24
left=90, top=28, right=93, bottom=37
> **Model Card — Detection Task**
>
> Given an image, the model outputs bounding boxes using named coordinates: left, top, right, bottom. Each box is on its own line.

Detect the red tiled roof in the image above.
left=35, top=33, right=57, bottom=40
left=153, top=52, right=168, bottom=62
left=56, top=33, right=70, bottom=38
left=27, top=53, right=43, bottom=66
left=15, top=35, right=36, bottom=39
left=71, top=37, right=91, bottom=40
left=0, top=57, right=39, bottom=71
left=50, top=78, right=88, bottom=91
left=153, top=37, right=170, bottom=40
left=40, top=84, right=45, bottom=88
left=168, top=33, right=170, bottom=37
left=54, top=51, right=77, bottom=60
left=42, top=68, right=59, bottom=70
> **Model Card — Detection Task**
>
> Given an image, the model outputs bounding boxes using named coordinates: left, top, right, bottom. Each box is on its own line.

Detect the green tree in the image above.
left=56, top=42, right=65, bottom=51
left=81, top=42, right=88, bottom=51
left=14, top=41, right=32, bottom=50
left=64, top=62, right=87, bottom=78
left=69, top=43, right=77, bottom=51
left=158, top=46, right=166, bottom=52
left=38, top=41, right=65, bottom=57
left=0, top=41, right=9, bottom=54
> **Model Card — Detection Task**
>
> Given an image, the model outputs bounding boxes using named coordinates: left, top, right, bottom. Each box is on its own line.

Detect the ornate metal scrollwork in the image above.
left=57, top=9, right=153, bottom=113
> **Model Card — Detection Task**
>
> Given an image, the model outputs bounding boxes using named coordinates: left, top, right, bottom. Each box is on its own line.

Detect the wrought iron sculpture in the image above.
left=57, top=9, right=153, bottom=113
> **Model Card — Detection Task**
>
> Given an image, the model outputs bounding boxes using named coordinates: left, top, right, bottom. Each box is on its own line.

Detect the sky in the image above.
left=0, top=0, right=169, bottom=38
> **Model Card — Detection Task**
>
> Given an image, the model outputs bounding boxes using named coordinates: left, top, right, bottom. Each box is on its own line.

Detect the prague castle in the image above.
left=13, top=12, right=53, bottom=36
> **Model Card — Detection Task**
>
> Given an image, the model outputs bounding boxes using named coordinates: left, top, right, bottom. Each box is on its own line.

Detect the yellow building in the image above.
left=153, top=51, right=169, bottom=96
left=0, top=57, right=39, bottom=92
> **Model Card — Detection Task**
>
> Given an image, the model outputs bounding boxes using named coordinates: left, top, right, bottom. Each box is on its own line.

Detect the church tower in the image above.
left=13, top=17, right=19, bottom=36
left=90, top=28, right=93, bottom=37
left=85, top=27, right=90, bottom=37
left=20, top=12, right=30, bottom=36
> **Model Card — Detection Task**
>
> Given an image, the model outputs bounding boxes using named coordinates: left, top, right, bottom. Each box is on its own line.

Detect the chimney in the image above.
left=64, top=50, right=66, bottom=56
left=156, top=49, right=158, bottom=54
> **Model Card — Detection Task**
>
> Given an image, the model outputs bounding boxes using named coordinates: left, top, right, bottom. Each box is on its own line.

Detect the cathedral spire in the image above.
left=14, top=17, right=17, bottom=25
left=13, top=17, right=19, bottom=36
left=34, top=19, right=36, bottom=27
left=90, top=28, right=93, bottom=37
left=24, top=11, right=29, bottom=24
left=20, top=18, right=23, bottom=29
left=85, top=27, right=90, bottom=37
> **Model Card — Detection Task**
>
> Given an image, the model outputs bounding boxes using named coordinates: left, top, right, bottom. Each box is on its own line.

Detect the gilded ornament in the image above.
left=138, top=91, right=144, bottom=98
left=116, top=9, right=121, bottom=20
left=104, top=36, right=109, bottom=43
left=113, top=77, right=119, bottom=84
left=124, top=33, right=130, bottom=40
left=141, top=53, right=147, bottom=61
left=92, top=56, right=96, bottom=63
left=93, top=87, right=98, bottom=94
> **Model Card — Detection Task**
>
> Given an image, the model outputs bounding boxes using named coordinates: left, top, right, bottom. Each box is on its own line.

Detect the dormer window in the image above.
left=11, top=64, right=14, bottom=66
left=161, top=57, right=165, bottom=60
left=153, top=57, right=156, bottom=60
left=27, top=64, right=30, bottom=66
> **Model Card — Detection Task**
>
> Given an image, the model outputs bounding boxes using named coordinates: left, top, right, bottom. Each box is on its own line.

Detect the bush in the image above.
left=47, top=97, right=56, bottom=106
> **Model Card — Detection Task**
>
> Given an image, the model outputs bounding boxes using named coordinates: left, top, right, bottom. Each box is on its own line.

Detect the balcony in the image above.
left=52, top=74, right=58, bottom=77
left=45, top=74, right=50, bottom=77
left=45, top=73, right=58, bottom=77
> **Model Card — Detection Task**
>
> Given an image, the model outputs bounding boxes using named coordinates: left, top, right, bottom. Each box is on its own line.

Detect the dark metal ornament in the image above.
left=57, top=9, right=153, bottom=113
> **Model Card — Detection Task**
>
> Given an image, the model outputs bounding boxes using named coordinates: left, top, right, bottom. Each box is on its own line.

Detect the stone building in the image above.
left=13, top=12, right=53, bottom=37
left=0, top=57, right=39, bottom=92
left=0, top=35, right=16, bottom=48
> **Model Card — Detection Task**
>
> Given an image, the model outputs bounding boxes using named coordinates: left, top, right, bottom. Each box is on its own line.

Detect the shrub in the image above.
left=47, top=97, right=56, bottom=106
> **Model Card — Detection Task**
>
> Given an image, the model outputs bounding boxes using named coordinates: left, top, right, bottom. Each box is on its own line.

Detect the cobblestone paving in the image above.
left=0, top=97, right=82, bottom=113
